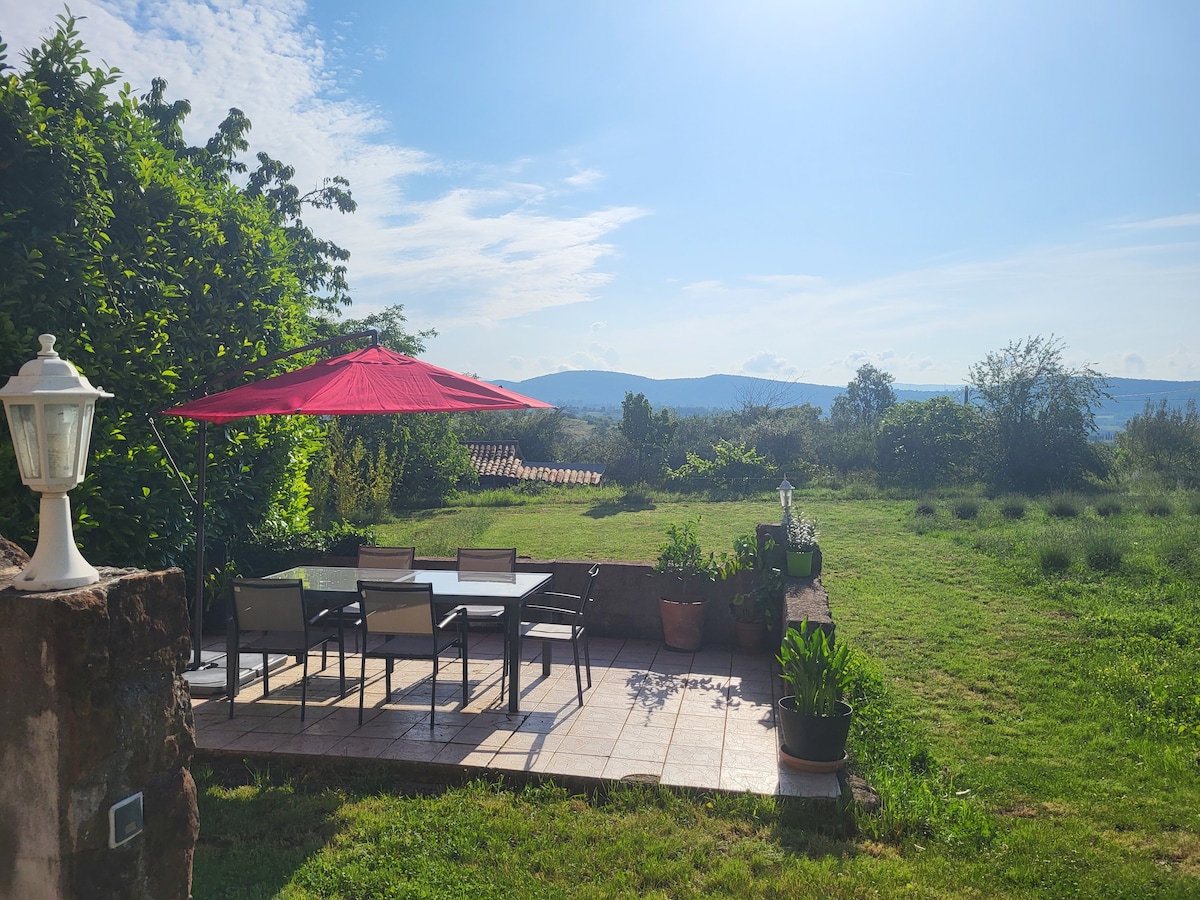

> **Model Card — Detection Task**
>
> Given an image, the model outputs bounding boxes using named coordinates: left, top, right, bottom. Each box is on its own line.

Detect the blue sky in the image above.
left=4, top=1, right=1198, bottom=386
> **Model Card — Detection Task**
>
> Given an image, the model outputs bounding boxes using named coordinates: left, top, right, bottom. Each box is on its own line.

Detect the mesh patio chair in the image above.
left=357, top=545, right=416, bottom=569
left=356, top=580, right=469, bottom=728
left=228, top=577, right=341, bottom=721
left=519, top=564, right=599, bottom=707
left=449, top=548, right=516, bottom=696
left=339, top=546, right=419, bottom=646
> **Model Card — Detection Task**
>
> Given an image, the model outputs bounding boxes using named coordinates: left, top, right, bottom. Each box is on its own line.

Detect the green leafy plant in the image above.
left=654, top=517, right=725, bottom=598
left=777, top=619, right=853, bottom=716
left=729, top=533, right=784, bottom=626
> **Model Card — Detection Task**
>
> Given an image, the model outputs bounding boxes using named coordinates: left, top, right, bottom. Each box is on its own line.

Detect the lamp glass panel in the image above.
left=7, top=404, right=41, bottom=479
left=44, top=403, right=81, bottom=480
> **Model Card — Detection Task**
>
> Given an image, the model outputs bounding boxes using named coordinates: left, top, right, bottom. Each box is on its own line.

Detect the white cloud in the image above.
left=4, top=1, right=644, bottom=329
left=741, top=351, right=798, bottom=378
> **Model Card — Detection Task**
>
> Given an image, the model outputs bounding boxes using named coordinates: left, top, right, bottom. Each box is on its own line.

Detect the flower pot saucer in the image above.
left=777, top=745, right=848, bottom=773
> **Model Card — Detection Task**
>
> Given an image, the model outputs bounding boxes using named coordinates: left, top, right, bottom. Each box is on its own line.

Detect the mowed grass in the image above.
left=195, top=487, right=1200, bottom=898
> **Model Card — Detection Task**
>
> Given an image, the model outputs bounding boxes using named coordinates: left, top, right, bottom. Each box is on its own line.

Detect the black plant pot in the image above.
left=777, top=698, right=852, bottom=762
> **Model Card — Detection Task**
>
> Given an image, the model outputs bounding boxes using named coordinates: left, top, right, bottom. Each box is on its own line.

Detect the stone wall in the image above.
left=0, top=540, right=197, bottom=900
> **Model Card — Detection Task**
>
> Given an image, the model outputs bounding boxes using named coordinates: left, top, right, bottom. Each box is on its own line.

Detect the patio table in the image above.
left=266, top=565, right=553, bottom=713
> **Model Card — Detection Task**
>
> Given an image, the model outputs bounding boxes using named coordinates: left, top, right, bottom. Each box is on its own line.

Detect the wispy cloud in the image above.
left=5, top=1, right=644, bottom=327
left=1107, top=213, right=1200, bottom=232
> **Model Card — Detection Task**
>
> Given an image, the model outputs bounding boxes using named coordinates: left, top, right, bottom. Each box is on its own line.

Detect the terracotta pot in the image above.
left=733, top=619, right=766, bottom=654
left=659, top=596, right=706, bottom=651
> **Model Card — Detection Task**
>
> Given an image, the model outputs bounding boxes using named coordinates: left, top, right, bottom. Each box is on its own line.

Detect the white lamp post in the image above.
left=0, top=334, right=112, bottom=591
left=777, top=478, right=793, bottom=516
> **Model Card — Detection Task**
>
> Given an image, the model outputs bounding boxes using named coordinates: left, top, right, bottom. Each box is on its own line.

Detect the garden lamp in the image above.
left=0, top=334, right=112, bottom=591
left=777, top=478, right=794, bottom=514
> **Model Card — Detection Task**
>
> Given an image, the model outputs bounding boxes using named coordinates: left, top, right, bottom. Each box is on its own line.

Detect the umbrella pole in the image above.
left=192, top=420, right=206, bottom=670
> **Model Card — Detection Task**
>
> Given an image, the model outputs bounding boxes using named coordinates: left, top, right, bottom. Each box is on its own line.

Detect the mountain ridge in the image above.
left=491, top=370, right=1200, bottom=430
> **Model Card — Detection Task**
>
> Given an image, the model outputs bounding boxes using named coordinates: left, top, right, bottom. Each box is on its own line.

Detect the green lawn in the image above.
left=195, top=487, right=1200, bottom=898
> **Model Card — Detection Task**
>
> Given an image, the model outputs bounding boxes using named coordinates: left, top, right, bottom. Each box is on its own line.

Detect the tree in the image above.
left=617, top=392, right=677, bottom=485
left=830, top=363, right=897, bottom=432
left=827, top=364, right=897, bottom=473
left=0, top=16, right=356, bottom=571
left=1116, top=399, right=1200, bottom=488
left=968, top=335, right=1109, bottom=493
left=876, top=397, right=982, bottom=489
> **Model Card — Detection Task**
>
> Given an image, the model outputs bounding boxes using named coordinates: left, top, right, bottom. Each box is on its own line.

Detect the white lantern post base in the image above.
left=14, top=492, right=101, bottom=592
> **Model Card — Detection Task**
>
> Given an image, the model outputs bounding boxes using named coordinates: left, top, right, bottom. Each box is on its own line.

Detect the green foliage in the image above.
left=1116, top=398, right=1200, bottom=488
left=876, top=396, right=982, bottom=489
left=0, top=17, right=354, bottom=576
left=654, top=517, right=726, bottom=596
left=777, top=620, right=854, bottom=716
left=668, top=439, right=777, bottom=493
left=617, top=391, right=677, bottom=485
left=728, top=533, right=784, bottom=625
left=969, top=334, right=1109, bottom=493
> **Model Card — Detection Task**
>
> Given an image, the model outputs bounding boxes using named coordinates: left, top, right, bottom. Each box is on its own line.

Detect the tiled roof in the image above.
left=465, top=441, right=604, bottom=486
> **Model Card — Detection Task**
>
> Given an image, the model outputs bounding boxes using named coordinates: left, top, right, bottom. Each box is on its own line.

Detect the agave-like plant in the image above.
left=777, top=619, right=853, bottom=716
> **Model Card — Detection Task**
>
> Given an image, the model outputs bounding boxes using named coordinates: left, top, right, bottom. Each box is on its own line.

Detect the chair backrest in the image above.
left=457, top=548, right=516, bottom=573
left=232, top=578, right=307, bottom=632
left=573, top=564, right=600, bottom=616
left=358, top=581, right=436, bottom=636
left=358, top=545, right=416, bottom=569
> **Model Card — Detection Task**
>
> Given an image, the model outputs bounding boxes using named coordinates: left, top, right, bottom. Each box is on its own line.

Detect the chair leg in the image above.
left=583, top=634, right=592, bottom=688
left=572, top=639, right=584, bottom=707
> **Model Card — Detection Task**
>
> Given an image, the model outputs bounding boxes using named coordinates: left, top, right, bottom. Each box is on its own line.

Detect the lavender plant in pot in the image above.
left=782, top=510, right=819, bottom=577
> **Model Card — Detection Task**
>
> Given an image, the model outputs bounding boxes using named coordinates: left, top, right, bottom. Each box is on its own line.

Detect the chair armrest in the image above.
left=437, top=607, right=467, bottom=631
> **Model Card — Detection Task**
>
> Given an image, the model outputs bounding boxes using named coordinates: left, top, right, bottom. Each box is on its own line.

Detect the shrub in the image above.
left=1095, top=498, right=1123, bottom=517
left=1083, top=529, right=1124, bottom=572
left=1036, top=538, right=1073, bottom=574
left=1190, top=496, right=1200, bottom=516
left=953, top=499, right=980, bottom=520
left=1143, top=496, right=1173, bottom=517
left=915, top=502, right=937, bottom=517
left=1046, top=494, right=1082, bottom=518
left=999, top=497, right=1026, bottom=520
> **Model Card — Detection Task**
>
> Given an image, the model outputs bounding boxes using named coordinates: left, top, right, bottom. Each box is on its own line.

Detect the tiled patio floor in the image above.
left=190, top=634, right=841, bottom=798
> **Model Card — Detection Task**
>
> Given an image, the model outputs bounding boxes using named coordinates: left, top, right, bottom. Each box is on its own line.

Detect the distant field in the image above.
left=196, top=486, right=1200, bottom=897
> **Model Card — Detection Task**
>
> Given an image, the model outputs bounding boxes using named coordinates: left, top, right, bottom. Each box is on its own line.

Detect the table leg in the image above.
left=507, top=604, right=521, bottom=713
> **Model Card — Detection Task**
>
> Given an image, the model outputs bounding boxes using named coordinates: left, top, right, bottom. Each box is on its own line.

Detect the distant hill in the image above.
left=491, top=371, right=1200, bottom=432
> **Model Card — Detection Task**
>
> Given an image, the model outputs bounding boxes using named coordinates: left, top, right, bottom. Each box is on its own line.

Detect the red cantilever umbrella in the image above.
left=164, top=344, right=552, bottom=421
left=163, top=342, right=552, bottom=672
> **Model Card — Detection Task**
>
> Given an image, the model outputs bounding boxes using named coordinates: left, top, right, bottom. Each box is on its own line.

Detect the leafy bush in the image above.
left=1095, top=498, right=1123, bottom=517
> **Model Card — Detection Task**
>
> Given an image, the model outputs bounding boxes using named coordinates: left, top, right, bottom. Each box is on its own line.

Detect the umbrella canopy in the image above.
left=164, top=345, right=552, bottom=422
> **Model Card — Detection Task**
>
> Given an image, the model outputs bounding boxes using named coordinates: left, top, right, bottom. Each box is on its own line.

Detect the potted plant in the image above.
left=654, top=517, right=725, bottom=651
left=728, top=533, right=783, bottom=653
left=782, top=510, right=819, bottom=577
left=776, top=619, right=853, bottom=765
